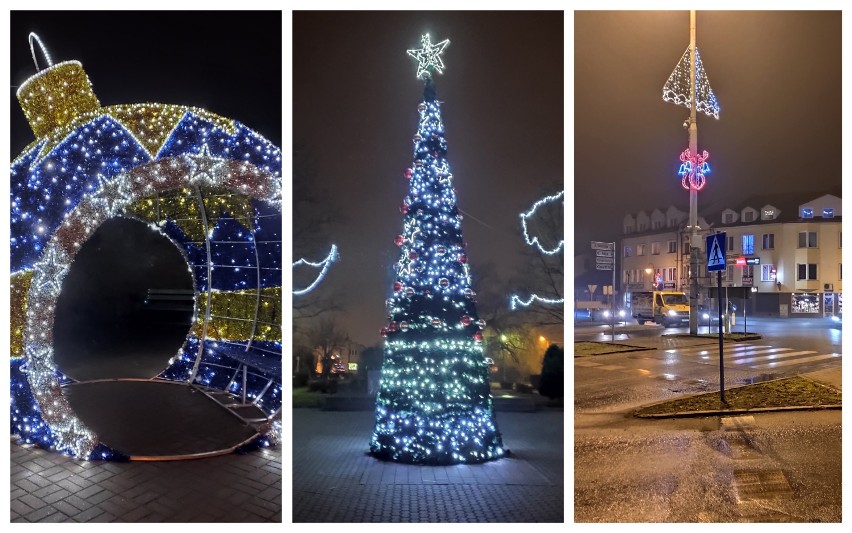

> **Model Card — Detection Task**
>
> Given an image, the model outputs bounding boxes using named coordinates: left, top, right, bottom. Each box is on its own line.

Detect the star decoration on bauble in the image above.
left=92, top=174, right=132, bottom=217
left=34, top=245, right=70, bottom=297
left=187, top=143, right=227, bottom=187
left=407, top=33, right=450, bottom=79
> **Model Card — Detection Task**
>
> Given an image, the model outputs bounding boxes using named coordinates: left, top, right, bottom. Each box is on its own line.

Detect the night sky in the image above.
left=11, top=11, right=282, bottom=153
left=574, top=11, right=841, bottom=256
left=294, top=11, right=564, bottom=346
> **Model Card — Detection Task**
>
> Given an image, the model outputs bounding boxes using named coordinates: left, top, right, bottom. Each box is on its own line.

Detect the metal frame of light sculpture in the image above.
left=509, top=191, right=565, bottom=310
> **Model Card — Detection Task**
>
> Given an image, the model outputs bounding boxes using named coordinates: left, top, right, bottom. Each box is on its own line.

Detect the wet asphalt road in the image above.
left=575, top=411, right=841, bottom=522
left=574, top=317, right=842, bottom=522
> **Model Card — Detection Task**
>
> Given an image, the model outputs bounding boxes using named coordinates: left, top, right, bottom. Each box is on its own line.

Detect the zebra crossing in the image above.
left=661, top=342, right=841, bottom=370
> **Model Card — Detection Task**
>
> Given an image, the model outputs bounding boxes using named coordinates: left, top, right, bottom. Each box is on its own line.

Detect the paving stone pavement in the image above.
left=292, top=409, right=564, bottom=522
left=10, top=440, right=281, bottom=522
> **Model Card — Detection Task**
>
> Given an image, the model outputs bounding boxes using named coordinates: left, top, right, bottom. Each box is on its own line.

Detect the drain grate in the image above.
left=733, top=468, right=793, bottom=501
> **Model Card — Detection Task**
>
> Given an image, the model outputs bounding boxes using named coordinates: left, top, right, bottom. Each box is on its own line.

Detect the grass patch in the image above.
left=574, top=341, right=644, bottom=356
left=292, top=387, right=326, bottom=409
left=636, top=376, right=841, bottom=416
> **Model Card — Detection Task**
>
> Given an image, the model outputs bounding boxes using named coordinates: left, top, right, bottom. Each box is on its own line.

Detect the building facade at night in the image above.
left=620, top=193, right=842, bottom=317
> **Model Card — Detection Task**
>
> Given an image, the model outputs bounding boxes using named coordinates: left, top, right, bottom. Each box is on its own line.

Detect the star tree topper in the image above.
left=407, top=33, right=450, bottom=79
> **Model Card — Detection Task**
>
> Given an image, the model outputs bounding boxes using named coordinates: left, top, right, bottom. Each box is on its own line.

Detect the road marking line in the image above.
left=731, top=350, right=816, bottom=365
left=751, top=353, right=842, bottom=369
left=664, top=344, right=769, bottom=356
left=574, top=360, right=602, bottom=367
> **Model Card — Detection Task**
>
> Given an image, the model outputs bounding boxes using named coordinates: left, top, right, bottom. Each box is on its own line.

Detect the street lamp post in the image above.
left=663, top=10, right=720, bottom=334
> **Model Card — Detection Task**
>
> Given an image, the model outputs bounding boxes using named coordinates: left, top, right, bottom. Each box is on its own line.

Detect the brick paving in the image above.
left=10, top=441, right=281, bottom=522
left=292, top=409, right=564, bottom=522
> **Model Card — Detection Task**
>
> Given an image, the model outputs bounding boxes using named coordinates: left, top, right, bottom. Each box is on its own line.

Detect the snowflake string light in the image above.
left=293, top=244, right=339, bottom=296
left=510, top=191, right=564, bottom=311
left=407, top=33, right=450, bottom=79
left=520, top=190, right=564, bottom=255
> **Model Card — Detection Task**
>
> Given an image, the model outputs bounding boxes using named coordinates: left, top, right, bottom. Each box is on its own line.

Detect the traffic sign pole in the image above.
left=718, top=270, right=725, bottom=404
left=707, top=232, right=727, bottom=405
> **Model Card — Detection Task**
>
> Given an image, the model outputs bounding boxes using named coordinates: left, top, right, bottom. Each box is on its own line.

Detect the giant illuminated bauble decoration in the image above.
left=10, top=40, right=282, bottom=459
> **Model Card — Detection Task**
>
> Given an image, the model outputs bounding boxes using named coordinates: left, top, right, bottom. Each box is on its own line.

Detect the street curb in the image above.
left=633, top=375, right=842, bottom=418
left=634, top=404, right=842, bottom=419
left=574, top=345, right=655, bottom=357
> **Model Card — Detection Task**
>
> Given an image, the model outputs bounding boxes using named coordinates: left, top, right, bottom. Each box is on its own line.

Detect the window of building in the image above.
left=761, top=264, right=777, bottom=282
left=723, top=213, right=734, bottom=224
left=742, top=234, right=754, bottom=255
left=840, top=263, right=842, bottom=280
left=798, top=231, right=818, bottom=248
left=624, top=245, right=633, bottom=257
left=638, top=223, right=646, bottom=231
left=840, top=231, right=842, bottom=248
left=762, top=208, right=775, bottom=220
left=743, top=210, right=755, bottom=223
left=727, top=236, right=735, bottom=252
left=666, top=267, right=676, bottom=282
left=668, top=240, right=677, bottom=254
left=762, top=233, right=774, bottom=250
left=625, top=224, right=634, bottom=234
left=802, top=207, right=814, bottom=218
left=723, top=265, right=734, bottom=281
left=823, top=208, right=834, bottom=218
left=637, top=244, right=646, bottom=256
left=797, top=263, right=818, bottom=281
left=651, top=242, right=660, bottom=255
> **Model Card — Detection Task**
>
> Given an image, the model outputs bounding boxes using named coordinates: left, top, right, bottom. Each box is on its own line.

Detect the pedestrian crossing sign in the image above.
left=707, top=232, right=726, bottom=272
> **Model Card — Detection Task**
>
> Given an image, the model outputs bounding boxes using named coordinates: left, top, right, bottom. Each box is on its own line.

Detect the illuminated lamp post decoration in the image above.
left=678, top=148, right=711, bottom=191
left=10, top=35, right=282, bottom=459
left=370, top=34, right=503, bottom=464
left=662, top=11, right=720, bottom=334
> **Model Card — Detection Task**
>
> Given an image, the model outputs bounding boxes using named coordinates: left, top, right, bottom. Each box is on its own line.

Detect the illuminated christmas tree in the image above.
left=370, top=34, right=503, bottom=464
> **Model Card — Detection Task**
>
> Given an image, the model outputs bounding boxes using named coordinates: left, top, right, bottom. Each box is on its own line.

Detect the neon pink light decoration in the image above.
left=678, top=148, right=711, bottom=190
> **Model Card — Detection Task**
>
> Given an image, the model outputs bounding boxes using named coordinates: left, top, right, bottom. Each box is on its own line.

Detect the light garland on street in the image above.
left=293, top=244, right=339, bottom=295
left=520, top=190, right=564, bottom=255
left=510, top=191, right=564, bottom=311
left=678, top=148, right=711, bottom=191
left=663, top=46, right=720, bottom=119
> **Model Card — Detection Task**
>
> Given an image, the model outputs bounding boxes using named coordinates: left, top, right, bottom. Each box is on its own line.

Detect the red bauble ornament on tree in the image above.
left=380, top=327, right=389, bottom=337
left=408, top=251, right=418, bottom=261
left=400, top=204, right=409, bottom=214
left=395, top=235, right=404, bottom=246
left=460, top=315, right=472, bottom=326
left=458, top=254, right=467, bottom=264
left=393, top=281, right=402, bottom=292
left=388, top=321, right=398, bottom=333
left=473, top=332, right=484, bottom=342
left=404, top=167, right=413, bottom=180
